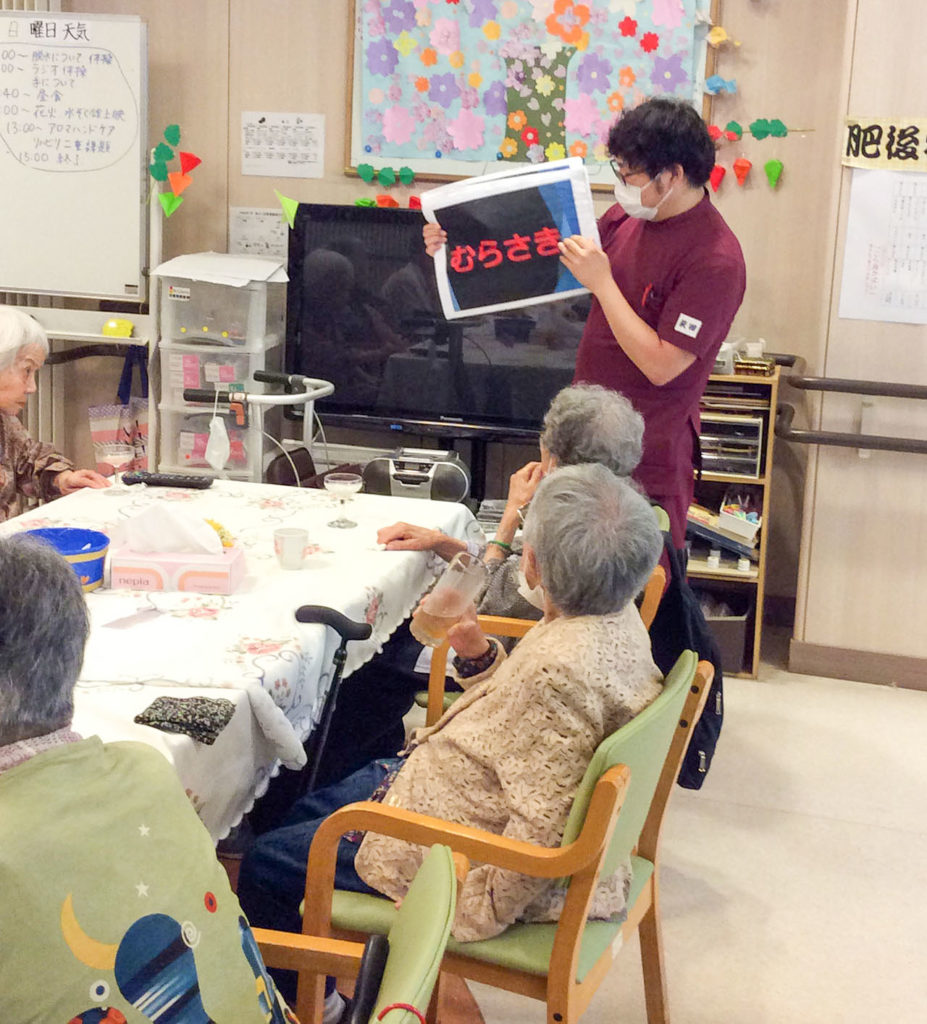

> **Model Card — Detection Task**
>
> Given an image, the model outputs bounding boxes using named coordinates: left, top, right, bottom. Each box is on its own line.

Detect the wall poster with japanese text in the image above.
left=349, top=0, right=713, bottom=183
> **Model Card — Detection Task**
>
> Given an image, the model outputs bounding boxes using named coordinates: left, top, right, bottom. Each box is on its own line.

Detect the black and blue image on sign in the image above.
left=439, top=178, right=583, bottom=313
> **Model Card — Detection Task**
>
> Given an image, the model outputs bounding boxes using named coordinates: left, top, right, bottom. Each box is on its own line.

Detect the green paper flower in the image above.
left=398, top=166, right=415, bottom=185
left=357, top=163, right=376, bottom=183
left=378, top=167, right=396, bottom=187
left=768, top=119, right=788, bottom=138
left=163, top=124, right=181, bottom=146
left=724, top=120, right=743, bottom=139
left=154, top=142, right=174, bottom=163
left=749, top=119, right=771, bottom=140
left=149, top=161, right=169, bottom=182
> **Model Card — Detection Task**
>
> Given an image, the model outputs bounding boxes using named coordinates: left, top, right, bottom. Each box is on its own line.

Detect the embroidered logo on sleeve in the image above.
left=674, top=313, right=703, bottom=338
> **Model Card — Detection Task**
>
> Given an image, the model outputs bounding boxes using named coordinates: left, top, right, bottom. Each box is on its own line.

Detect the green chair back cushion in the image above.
left=370, top=843, right=457, bottom=1024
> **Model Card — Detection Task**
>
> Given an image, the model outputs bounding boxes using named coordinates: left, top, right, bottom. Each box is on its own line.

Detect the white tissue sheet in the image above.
left=124, top=505, right=222, bottom=555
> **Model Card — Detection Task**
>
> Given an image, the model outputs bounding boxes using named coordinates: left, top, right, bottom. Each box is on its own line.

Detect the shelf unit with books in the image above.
left=688, top=367, right=780, bottom=678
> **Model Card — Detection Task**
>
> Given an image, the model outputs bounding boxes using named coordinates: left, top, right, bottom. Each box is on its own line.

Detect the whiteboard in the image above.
left=0, top=12, right=147, bottom=301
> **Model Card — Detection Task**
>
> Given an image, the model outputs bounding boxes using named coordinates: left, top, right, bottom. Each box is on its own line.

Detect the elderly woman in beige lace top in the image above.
left=355, top=463, right=663, bottom=940
left=238, top=463, right=663, bottom=954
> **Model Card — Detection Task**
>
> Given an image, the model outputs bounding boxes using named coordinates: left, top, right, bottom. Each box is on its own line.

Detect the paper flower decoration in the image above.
left=705, top=74, right=737, bottom=95
left=733, top=157, right=752, bottom=186
left=725, top=120, right=743, bottom=141
left=709, top=165, right=726, bottom=192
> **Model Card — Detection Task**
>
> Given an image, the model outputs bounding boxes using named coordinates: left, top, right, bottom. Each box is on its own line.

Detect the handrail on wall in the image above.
left=777, top=373, right=927, bottom=455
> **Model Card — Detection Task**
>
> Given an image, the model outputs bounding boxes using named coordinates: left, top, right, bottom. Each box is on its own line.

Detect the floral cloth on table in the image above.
left=0, top=479, right=479, bottom=838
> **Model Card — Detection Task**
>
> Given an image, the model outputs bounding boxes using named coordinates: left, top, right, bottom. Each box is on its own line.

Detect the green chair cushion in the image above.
left=332, top=855, right=653, bottom=986
left=413, top=690, right=459, bottom=712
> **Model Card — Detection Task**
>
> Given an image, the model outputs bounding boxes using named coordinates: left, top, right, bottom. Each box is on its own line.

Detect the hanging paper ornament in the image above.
left=354, top=197, right=377, bottom=207
left=706, top=25, right=741, bottom=47
left=709, top=165, right=726, bottom=192
left=764, top=159, right=784, bottom=188
left=375, top=194, right=400, bottom=208
left=168, top=171, right=193, bottom=197
left=179, top=151, right=202, bottom=175
left=749, top=119, right=771, bottom=140
left=163, top=124, right=181, bottom=147
left=377, top=167, right=397, bottom=187
left=398, top=166, right=415, bottom=185
left=408, top=196, right=422, bottom=210
left=357, top=163, right=376, bottom=183
left=274, top=189, right=299, bottom=229
left=705, top=74, right=737, bottom=95
left=768, top=119, right=788, bottom=138
left=732, top=158, right=752, bottom=186
left=153, top=142, right=174, bottom=163
left=158, top=192, right=184, bottom=218
left=707, top=125, right=723, bottom=142
left=149, top=161, right=168, bottom=183
left=724, top=120, right=743, bottom=141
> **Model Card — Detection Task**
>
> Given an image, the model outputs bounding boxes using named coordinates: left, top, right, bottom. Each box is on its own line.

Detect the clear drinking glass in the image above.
left=324, top=472, right=363, bottom=528
left=409, top=551, right=489, bottom=647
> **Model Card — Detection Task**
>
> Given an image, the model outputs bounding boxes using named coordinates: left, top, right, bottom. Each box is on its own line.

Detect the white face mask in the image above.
left=517, top=567, right=547, bottom=611
left=204, top=416, right=231, bottom=472
left=613, top=175, right=674, bottom=221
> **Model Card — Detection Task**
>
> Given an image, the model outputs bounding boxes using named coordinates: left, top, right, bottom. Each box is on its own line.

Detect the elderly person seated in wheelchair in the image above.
left=0, top=306, right=109, bottom=521
left=239, top=463, right=663, bottom=953
left=0, top=536, right=292, bottom=1023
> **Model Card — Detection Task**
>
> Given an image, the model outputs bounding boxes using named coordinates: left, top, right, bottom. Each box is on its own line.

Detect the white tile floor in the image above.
left=466, top=634, right=927, bottom=1024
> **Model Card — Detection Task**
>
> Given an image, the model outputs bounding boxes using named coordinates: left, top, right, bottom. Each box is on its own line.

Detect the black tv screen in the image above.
left=285, top=203, right=588, bottom=435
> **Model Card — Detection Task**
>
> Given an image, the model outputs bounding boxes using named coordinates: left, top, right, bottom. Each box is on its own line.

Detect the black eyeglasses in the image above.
left=610, top=159, right=653, bottom=185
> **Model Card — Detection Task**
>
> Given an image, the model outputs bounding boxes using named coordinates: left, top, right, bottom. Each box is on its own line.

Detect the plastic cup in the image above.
left=410, top=551, right=488, bottom=647
left=274, top=527, right=309, bottom=570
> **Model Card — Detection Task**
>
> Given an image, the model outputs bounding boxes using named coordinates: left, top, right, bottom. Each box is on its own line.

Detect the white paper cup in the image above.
left=274, top=527, right=309, bottom=570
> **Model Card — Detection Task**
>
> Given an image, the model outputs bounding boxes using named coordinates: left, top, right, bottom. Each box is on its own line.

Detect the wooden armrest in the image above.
left=302, top=764, right=630, bottom=938
left=253, top=928, right=366, bottom=975
left=475, top=614, right=538, bottom=638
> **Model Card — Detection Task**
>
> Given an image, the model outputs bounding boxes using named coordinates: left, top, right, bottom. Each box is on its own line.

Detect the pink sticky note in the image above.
left=218, top=365, right=235, bottom=383
left=182, top=354, right=200, bottom=388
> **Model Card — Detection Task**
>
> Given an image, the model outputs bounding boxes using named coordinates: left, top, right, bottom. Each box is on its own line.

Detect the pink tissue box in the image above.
left=109, top=545, right=246, bottom=595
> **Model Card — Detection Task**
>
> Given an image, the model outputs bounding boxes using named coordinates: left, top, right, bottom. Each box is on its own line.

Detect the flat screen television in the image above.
left=285, top=203, right=589, bottom=439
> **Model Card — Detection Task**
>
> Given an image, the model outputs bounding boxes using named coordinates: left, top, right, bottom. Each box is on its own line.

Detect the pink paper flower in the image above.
left=383, top=104, right=416, bottom=144
left=448, top=107, right=486, bottom=150
left=563, top=91, right=600, bottom=135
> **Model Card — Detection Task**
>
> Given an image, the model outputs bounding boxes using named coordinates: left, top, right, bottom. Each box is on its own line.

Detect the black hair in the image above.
left=607, top=97, right=715, bottom=187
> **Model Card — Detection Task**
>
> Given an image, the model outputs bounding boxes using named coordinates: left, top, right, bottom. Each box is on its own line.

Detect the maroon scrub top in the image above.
left=573, top=193, right=746, bottom=545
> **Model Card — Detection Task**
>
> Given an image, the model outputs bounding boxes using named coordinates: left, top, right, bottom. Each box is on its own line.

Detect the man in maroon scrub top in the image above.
left=559, top=98, right=746, bottom=548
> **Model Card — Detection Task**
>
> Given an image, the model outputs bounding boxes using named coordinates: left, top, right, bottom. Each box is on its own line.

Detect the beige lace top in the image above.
left=355, top=603, right=663, bottom=942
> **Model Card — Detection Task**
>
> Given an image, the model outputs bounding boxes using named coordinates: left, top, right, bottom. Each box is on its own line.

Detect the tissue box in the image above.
left=109, top=545, right=246, bottom=595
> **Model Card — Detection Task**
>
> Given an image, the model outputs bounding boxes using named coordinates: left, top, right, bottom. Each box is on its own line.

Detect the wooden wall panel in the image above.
left=795, top=0, right=927, bottom=660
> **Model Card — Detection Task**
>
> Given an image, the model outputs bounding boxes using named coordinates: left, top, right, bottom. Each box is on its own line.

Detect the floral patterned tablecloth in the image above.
left=1, top=480, right=480, bottom=839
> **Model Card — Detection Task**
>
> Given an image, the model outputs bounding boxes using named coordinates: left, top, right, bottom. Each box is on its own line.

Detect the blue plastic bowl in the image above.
left=25, top=527, right=110, bottom=592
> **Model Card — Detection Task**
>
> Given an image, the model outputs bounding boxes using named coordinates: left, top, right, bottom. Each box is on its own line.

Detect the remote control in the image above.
left=121, top=471, right=215, bottom=489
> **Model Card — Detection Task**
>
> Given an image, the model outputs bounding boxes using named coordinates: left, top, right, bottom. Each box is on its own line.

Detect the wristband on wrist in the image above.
left=453, top=640, right=498, bottom=678
left=487, top=538, right=512, bottom=552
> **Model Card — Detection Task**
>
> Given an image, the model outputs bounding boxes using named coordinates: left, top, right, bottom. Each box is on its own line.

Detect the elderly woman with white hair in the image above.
left=0, top=305, right=109, bottom=521
left=378, top=382, right=645, bottom=618
left=239, top=464, right=663, bottom=965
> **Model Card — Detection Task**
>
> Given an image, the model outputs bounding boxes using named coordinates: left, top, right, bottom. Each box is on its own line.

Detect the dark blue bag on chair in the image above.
left=648, top=536, right=724, bottom=789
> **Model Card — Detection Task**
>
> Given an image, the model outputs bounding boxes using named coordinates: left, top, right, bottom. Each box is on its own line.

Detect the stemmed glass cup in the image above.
left=324, top=472, right=363, bottom=528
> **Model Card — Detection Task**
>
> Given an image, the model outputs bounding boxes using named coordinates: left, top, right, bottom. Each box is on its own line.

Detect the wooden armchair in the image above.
left=295, top=652, right=712, bottom=1024
left=254, top=843, right=467, bottom=1023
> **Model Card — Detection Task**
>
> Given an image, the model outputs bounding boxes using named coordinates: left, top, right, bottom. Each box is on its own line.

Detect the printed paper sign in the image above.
left=421, top=158, right=600, bottom=320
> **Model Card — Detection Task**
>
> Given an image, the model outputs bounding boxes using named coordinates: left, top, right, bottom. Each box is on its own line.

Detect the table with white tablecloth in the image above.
left=0, top=480, right=480, bottom=839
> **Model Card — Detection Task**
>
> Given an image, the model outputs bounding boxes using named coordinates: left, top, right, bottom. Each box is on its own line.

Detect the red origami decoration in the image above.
left=709, top=164, right=726, bottom=192
left=707, top=124, right=723, bottom=142
left=179, top=151, right=202, bottom=175
left=733, top=157, right=752, bottom=186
